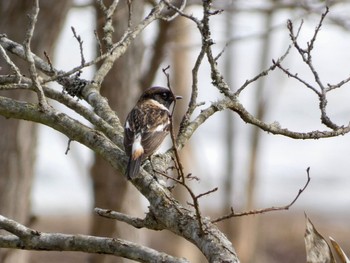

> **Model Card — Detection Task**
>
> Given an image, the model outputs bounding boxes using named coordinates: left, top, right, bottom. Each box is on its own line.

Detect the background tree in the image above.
left=0, top=1, right=72, bottom=262
left=89, top=1, right=145, bottom=262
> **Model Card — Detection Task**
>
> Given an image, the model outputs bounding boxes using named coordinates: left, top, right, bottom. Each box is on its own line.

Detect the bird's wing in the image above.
left=141, top=109, right=170, bottom=158
left=123, top=103, right=170, bottom=179
left=124, top=117, right=136, bottom=157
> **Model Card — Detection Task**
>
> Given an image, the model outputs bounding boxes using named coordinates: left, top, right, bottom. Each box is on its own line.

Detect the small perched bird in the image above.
left=124, top=86, right=182, bottom=179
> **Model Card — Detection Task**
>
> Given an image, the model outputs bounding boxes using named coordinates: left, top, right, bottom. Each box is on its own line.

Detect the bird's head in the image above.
left=140, top=86, right=182, bottom=109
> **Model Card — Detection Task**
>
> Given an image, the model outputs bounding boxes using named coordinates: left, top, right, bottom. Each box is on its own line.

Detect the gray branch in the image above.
left=0, top=215, right=188, bottom=263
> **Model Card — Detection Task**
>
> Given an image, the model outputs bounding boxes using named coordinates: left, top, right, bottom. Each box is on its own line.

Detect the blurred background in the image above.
left=1, top=0, right=350, bottom=262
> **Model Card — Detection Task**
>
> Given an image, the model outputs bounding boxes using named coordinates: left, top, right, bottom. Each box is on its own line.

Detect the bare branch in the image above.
left=177, top=37, right=206, bottom=140
left=96, top=0, right=119, bottom=50
left=0, top=95, right=126, bottom=172
left=0, top=35, right=124, bottom=137
left=273, top=58, right=321, bottom=96
left=196, top=187, right=218, bottom=200
left=95, top=208, right=148, bottom=229
left=0, top=215, right=39, bottom=239
left=95, top=208, right=164, bottom=231
left=71, top=26, right=86, bottom=66
left=43, top=51, right=54, bottom=72
left=0, top=215, right=188, bottom=263
left=326, top=75, right=350, bottom=92
left=212, top=168, right=311, bottom=223
left=65, top=138, right=73, bottom=155
left=285, top=8, right=340, bottom=130
left=23, top=0, right=48, bottom=110
left=162, top=66, right=205, bottom=234
left=161, top=0, right=188, bottom=21
left=0, top=44, right=22, bottom=81
left=93, top=1, right=164, bottom=87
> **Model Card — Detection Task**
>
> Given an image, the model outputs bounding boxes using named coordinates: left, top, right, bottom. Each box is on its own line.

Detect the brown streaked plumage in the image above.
left=124, top=86, right=182, bottom=179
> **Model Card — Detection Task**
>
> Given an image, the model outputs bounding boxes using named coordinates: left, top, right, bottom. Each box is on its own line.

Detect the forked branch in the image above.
left=212, top=168, right=311, bottom=223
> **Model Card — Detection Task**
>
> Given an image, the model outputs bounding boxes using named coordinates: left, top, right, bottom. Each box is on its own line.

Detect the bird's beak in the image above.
left=175, top=95, right=183, bottom=100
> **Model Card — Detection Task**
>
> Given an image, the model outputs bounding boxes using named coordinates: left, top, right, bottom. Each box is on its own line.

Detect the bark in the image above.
left=0, top=1, right=71, bottom=262
left=0, top=214, right=188, bottom=263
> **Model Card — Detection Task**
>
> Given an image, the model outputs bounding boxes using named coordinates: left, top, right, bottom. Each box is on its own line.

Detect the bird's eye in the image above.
left=162, top=92, right=168, bottom=98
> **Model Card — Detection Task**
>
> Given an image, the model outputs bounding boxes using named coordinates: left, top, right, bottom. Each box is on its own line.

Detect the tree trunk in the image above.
left=236, top=9, right=274, bottom=263
left=0, top=1, right=71, bottom=262
left=222, top=2, right=238, bottom=242
left=89, top=1, right=144, bottom=263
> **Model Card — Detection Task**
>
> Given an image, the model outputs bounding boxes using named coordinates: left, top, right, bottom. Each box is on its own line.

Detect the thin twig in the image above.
left=273, top=58, right=321, bottom=96
left=43, top=51, right=54, bottom=73
left=162, top=66, right=185, bottom=181
left=286, top=8, right=339, bottom=130
left=65, top=139, right=73, bottom=155
left=178, top=42, right=205, bottom=140
left=0, top=44, right=22, bottom=81
left=212, top=167, right=311, bottom=223
left=23, top=0, right=48, bottom=110
left=196, top=187, right=218, bottom=200
left=71, top=26, right=86, bottom=66
left=326, top=75, right=350, bottom=92
left=161, top=0, right=188, bottom=21
left=127, top=0, right=133, bottom=28
left=94, top=30, right=103, bottom=56
left=162, top=66, right=205, bottom=235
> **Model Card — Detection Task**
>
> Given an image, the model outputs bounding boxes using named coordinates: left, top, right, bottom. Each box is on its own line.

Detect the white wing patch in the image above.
left=154, top=121, right=169, bottom=132
left=131, top=133, right=144, bottom=159
left=150, top=99, right=170, bottom=112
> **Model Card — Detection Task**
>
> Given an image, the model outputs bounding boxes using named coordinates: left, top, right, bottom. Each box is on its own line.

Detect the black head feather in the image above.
left=140, top=86, right=176, bottom=109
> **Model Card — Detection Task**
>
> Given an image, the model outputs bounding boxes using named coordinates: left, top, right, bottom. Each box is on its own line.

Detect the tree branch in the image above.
left=23, top=0, right=49, bottom=110
left=0, top=95, right=126, bottom=172
left=95, top=208, right=165, bottom=231
left=0, top=215, right=188, bottom=263
left=0, top=45, right=22, bottom=81
left=212, top=167, right=311, bottom=223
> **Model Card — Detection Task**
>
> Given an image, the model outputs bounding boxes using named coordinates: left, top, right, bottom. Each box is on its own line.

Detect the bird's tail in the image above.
left=126, top=157, right=142, bottom=179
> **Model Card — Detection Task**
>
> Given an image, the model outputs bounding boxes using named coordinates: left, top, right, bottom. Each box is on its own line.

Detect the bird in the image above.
left=123, top=86, right=182, bottom=179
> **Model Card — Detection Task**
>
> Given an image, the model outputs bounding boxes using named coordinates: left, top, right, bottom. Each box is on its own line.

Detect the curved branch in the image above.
left=43, top=87, right=123, bottom=146
left=177, top=95, right=350, bottom=154
left=0, top=215, right=188, bottom=263
left=95, top=208, right=164, bottom=231
left=212, top=167, right=311, bottom=222
left=0, top=78, right=122, bottom=148
left=0, top=95, right=126, bottom=173
left=231, top=99, right=350, bottom=139
left=92, top=1, right=171, bottom=86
